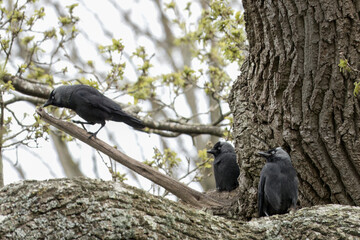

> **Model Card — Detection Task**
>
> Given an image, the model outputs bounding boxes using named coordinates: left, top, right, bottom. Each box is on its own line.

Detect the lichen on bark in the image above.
left=0, top=178, right=359, bottom=239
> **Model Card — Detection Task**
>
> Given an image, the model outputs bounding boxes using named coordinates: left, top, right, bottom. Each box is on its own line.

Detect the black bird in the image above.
left=43, top=85, right=145, bottom=138
left=258, top=147, right=298, bottom=217
left=207, top=141, right=240, bottom=191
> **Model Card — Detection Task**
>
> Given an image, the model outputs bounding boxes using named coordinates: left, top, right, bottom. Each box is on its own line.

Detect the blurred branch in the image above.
left=2, top=74, right=51, bottom=99
left=3, top=154, right=26, bottom=180
left=4, top=92, right=45, bottom=106
left=144, top=129, right=181, bottom=138
left=212, top=111, right=231, bottom=126
left=36, top=107, right=222, bottom=208
left=2, top=129, right=28, bottom=143
left=142, top=118, right=224, bottom=137
left=50, top=130, right=84, bottom=178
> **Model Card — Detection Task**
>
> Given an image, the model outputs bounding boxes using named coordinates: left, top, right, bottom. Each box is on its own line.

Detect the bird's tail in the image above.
left=113, top=112, right=145, bottom=129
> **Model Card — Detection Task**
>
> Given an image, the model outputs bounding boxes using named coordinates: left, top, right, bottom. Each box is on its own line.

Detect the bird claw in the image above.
left=72, top=120, right=85, bottom=124
left=87, top=132, right=97, bottom=139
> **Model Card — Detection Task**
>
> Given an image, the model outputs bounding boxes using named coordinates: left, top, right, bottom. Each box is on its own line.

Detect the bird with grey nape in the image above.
left=207, top=141, right=240, bottom=191
left=258, top=147, right=298, bottom=217
left=43, top=85, right=145, bottom=138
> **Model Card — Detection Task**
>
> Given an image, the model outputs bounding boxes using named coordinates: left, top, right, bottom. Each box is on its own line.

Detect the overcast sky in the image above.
left=3, top=0, right=240, bottom=196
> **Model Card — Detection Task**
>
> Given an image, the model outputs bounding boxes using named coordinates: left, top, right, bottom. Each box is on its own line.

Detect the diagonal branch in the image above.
left=36, top=107, right=222, bottom=208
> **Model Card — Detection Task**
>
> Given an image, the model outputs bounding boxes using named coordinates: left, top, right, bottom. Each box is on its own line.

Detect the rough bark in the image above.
left=229, top=0, right=360, bottom=219
left=0, top=178, right=359, bottom=239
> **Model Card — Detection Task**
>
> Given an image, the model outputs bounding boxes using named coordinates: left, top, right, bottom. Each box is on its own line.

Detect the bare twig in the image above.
left=36, top=107, right=222, bottom=208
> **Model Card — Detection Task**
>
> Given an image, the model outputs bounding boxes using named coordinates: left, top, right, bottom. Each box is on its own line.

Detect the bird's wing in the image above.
left=74, top=87, right=121, bottom=113
left=213, top=152, right=227, bottom=165
left=213, top=160, right=221, bottom=190
left=73, top=86, right=144, bottom=128
left=216, top=153, right=238, bottom=176
left=259, top=163, right=283, bottom=216
left=213, top=153, right=230, bottom=190
left=263, top=164, right=282, bottom=212
left=280, top=166, right=298, bottom=208
left=258, top=169, right=266, bottom=217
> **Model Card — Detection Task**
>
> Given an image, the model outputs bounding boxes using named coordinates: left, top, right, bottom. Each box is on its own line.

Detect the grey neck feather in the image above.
left=55, top=85, right=77, bottom=108
left=221, top=143, right=235, bottom=153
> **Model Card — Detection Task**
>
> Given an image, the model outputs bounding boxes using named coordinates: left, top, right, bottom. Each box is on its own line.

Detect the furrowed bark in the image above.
left=229, top=0, right=360, bottom=219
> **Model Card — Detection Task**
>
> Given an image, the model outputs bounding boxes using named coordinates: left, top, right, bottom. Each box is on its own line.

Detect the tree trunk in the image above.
left=229, top=0, right=360, bottom=219
left=0, top=178, right=359, bottom=239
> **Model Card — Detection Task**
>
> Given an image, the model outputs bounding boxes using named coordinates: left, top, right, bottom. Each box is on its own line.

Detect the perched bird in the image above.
left=207, top=141, right=240, bottom=191
left=43, top=85, right=145, bottom=138
left=258, top=147, right=298, bottom=217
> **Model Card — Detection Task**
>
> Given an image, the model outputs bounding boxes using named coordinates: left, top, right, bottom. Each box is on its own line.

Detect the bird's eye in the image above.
left=51, top=95, right=55, bottom=100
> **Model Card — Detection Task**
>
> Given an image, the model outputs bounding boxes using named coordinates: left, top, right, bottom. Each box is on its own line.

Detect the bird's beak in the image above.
left=43, top=100, right=51, bottom=107
left=207, top=149, right=216, bottom=154
left=258, top=151, right=270, bottom=158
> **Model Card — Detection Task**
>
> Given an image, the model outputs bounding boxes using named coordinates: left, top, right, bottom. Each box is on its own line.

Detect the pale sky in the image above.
left=3, top=0, right=240, bottom=196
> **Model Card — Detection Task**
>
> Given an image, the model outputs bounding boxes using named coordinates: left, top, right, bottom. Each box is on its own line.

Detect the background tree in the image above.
left=229, top=0, right=360, bottom=219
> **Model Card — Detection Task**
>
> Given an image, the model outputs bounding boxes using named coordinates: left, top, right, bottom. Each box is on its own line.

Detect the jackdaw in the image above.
left=258, top=147, right=298, bottom=217
left=43, top=85, right=145, bottom=138
left=207, top=141, right=240, bottom=191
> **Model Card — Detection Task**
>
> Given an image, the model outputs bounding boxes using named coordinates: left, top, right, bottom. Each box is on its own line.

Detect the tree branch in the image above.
left=142, top=118, right=224, bottom=137
left=36, top=107, right=221, bottom=208
left=4, top=92, right=46, bottom=106
left=1, top=178, right=359, bottom=239
left=3, top=74, right=50, bottom=99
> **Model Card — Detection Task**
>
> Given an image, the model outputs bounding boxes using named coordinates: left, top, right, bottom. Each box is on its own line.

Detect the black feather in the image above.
left=43, top=85, right=145, bottom=138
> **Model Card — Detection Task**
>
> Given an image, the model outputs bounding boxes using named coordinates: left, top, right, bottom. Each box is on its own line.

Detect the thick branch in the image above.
left=2, top=74, right=50, bottom=99
left=1, top=178, right=359, bottom=239
left=36, top=107, right=221, bottom=208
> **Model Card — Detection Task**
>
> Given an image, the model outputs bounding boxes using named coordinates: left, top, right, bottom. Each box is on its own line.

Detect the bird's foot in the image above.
left=72, top=120, right=89, bottom=131
left=87, top=131, right=97, bottom=139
